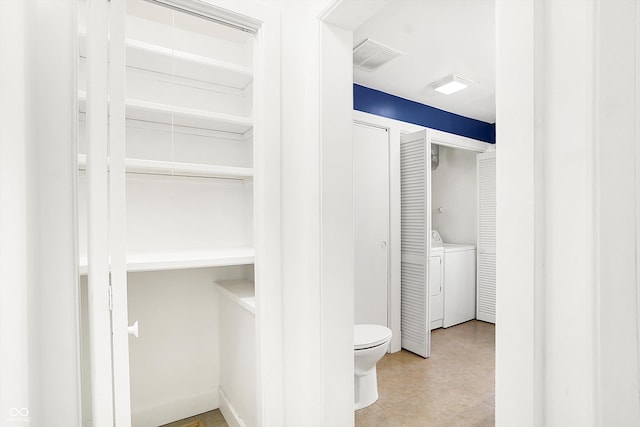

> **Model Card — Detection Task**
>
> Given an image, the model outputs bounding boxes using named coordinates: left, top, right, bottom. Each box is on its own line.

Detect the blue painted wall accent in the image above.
left=353, top=84, right=496, bottom=144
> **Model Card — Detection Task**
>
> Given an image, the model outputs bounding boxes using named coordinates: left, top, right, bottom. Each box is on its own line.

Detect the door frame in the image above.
left=82, top=1, right=282, bottom=425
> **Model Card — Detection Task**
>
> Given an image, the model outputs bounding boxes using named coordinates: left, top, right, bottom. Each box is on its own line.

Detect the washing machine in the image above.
left=429, top=244, right=444, bottom=330
left=431, top=230, right=477, bottom=328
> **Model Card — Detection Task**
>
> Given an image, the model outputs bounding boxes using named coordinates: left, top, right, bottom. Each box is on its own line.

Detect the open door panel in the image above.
left=399, top=129, right=431, bottom=358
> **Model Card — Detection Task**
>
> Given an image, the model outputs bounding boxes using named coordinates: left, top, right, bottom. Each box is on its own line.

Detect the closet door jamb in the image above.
left=108, top=0, right=133, bottom=425
left=85, top=0, right=114, bottom=424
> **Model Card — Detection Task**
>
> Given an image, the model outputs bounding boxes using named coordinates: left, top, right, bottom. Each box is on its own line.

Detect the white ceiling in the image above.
left=354, top=0, right=496, bottom=123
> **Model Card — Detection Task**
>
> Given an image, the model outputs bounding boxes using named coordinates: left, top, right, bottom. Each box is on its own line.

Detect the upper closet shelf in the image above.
left=79, top=247, right=254, bottom=275
left=79, top=33, right=253, bottom=90
left=78, top=91, right=252, bottom=134
left=77, top=154, right=252, bottom=180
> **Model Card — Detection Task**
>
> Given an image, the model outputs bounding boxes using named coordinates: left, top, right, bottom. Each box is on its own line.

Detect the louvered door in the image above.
left=477, top=151, right=496, bottom=323
left=400, top=130, right=430, bottom=358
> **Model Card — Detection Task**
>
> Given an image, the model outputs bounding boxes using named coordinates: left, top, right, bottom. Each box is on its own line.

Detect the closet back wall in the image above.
left=431, top=146, right=477, bottom=245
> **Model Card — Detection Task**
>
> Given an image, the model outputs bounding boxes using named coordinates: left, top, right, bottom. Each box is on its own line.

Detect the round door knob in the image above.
left=128, top=321, right=139, bottom=338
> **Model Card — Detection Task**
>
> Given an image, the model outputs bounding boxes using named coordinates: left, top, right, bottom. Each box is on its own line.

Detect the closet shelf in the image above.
left=78, top=91, right=252, bottom=134
left=77, top=154, right=253, bottom=180
left=79, top=33, right=252, bottom=90
left=214, top=279, right=255, bottom=314
left=78, top=247, right=254, bottom=274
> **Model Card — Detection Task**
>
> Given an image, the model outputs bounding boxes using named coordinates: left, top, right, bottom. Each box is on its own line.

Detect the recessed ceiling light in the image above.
left=429, top=74, right=473, bottom=95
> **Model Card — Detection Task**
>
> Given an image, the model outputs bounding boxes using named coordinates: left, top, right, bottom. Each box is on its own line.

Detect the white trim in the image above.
left=354, top=110, right=494, bottom=153
left=219, top=387, right=247, bottom=427
left=430, top=129, right=494, bottom=153
left=85, top=0, right=114, bottom=425
left=242, top=4, right=283, bottom=427
left=108, top=1, right=132, bottom=425
left=590, top=0, right=601, bottom=424
left=320, top=20, right=354, bottom=427
left=636, top=1, right=640, bottom=422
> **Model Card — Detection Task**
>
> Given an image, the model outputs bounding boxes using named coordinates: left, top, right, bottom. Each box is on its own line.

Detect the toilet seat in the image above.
left=354, top=324, right=392, bottom=350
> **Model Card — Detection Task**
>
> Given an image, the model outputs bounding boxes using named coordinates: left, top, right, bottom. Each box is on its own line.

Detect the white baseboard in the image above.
left=218, top=387, right=247, bottom=427
left=131, top=390, right=218, bottom=427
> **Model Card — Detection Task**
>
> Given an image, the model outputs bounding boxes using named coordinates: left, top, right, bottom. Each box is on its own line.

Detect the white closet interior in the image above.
left=77, top=0, right=258, bottom=425
left=431, top=146, right=478, bottom=245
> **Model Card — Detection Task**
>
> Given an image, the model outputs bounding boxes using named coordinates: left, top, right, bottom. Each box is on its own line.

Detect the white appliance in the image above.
left=429, top=245, right=444, bottom=330
left=430, top=230, right=477, bottom=329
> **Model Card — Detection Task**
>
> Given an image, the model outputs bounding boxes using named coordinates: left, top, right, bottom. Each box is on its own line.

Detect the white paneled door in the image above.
left=353, top=123, right=389, bottom=326
left=477, top=151, right=497, bottom=323
left=399, top=130, right=431, bottom=358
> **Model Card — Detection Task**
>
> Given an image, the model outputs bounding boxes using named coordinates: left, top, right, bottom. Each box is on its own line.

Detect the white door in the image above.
left=84, top=0, right=131, bottom=425
left=399, top=130, right=431, bottom=358
left=353, top=123, right=389, bottom=326
left=477, top=151, right=497, bottom=323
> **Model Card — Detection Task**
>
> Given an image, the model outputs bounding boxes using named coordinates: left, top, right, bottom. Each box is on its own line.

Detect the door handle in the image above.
left=381, top=241, right=387, bottom=248
left=128, top=321, right=139, bottom=338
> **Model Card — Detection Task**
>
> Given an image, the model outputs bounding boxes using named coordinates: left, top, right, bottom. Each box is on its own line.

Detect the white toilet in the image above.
left=354, top=324, right=392, bottom=410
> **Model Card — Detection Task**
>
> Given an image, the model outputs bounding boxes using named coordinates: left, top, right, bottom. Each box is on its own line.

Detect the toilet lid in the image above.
left=354, top=324, right=392, bottom=350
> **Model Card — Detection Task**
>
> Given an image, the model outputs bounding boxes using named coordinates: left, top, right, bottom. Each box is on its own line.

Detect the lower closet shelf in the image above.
left=214, top=279, right=255, bottom=314
left=78, top=248, right=254, bottom=274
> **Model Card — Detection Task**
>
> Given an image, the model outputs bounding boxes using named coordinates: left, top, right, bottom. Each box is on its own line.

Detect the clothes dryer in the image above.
left=431, top=230, right=477, bottom=328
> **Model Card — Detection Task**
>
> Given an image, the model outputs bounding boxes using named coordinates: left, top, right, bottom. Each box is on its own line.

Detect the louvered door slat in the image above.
left=477, top=151, right=496, bottom=323
left=400, top=130, right=430, bottom=357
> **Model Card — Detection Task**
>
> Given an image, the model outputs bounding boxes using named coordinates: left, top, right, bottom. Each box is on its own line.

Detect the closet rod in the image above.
left=143, top=0, right=260, bottom=34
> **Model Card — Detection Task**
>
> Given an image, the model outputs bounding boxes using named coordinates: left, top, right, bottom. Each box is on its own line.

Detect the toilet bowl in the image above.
left=354, top=324, right=392, bottom=410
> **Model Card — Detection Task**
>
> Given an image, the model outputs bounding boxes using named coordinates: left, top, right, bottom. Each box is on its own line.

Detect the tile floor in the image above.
left=356, top=320, right=495, bottom=427
left=160, top=409, right=228, bottom=427
left=164, top=320, right=494, bottom=427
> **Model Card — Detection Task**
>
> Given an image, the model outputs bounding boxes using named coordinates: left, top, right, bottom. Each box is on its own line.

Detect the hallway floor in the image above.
left=356, top=320, right=495, bottom=427
left=164, top=320, right=494, bottom=427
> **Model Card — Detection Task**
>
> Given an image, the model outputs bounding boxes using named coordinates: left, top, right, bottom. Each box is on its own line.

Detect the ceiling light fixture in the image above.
left=429, top=74, right=473, bottom=95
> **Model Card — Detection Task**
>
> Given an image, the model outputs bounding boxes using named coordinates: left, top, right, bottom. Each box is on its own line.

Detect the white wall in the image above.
left=277, top=1, right=356, bottom=425
left=595, top=1, right=640, bottom=423
left=0, top=0, right=82, bottom=425
left=126, top=267, right=249, bottom=426
left=80, top=266, right=254, bottom=427
left=320, top=20, right=356, bottom=427
left=431, top=146, right=477, bottom=245
left=496, top=0, right=640, bottom=425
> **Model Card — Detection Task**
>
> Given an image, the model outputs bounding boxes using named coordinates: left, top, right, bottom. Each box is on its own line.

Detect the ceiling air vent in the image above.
left=353, top=39, right=403, bottom=72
